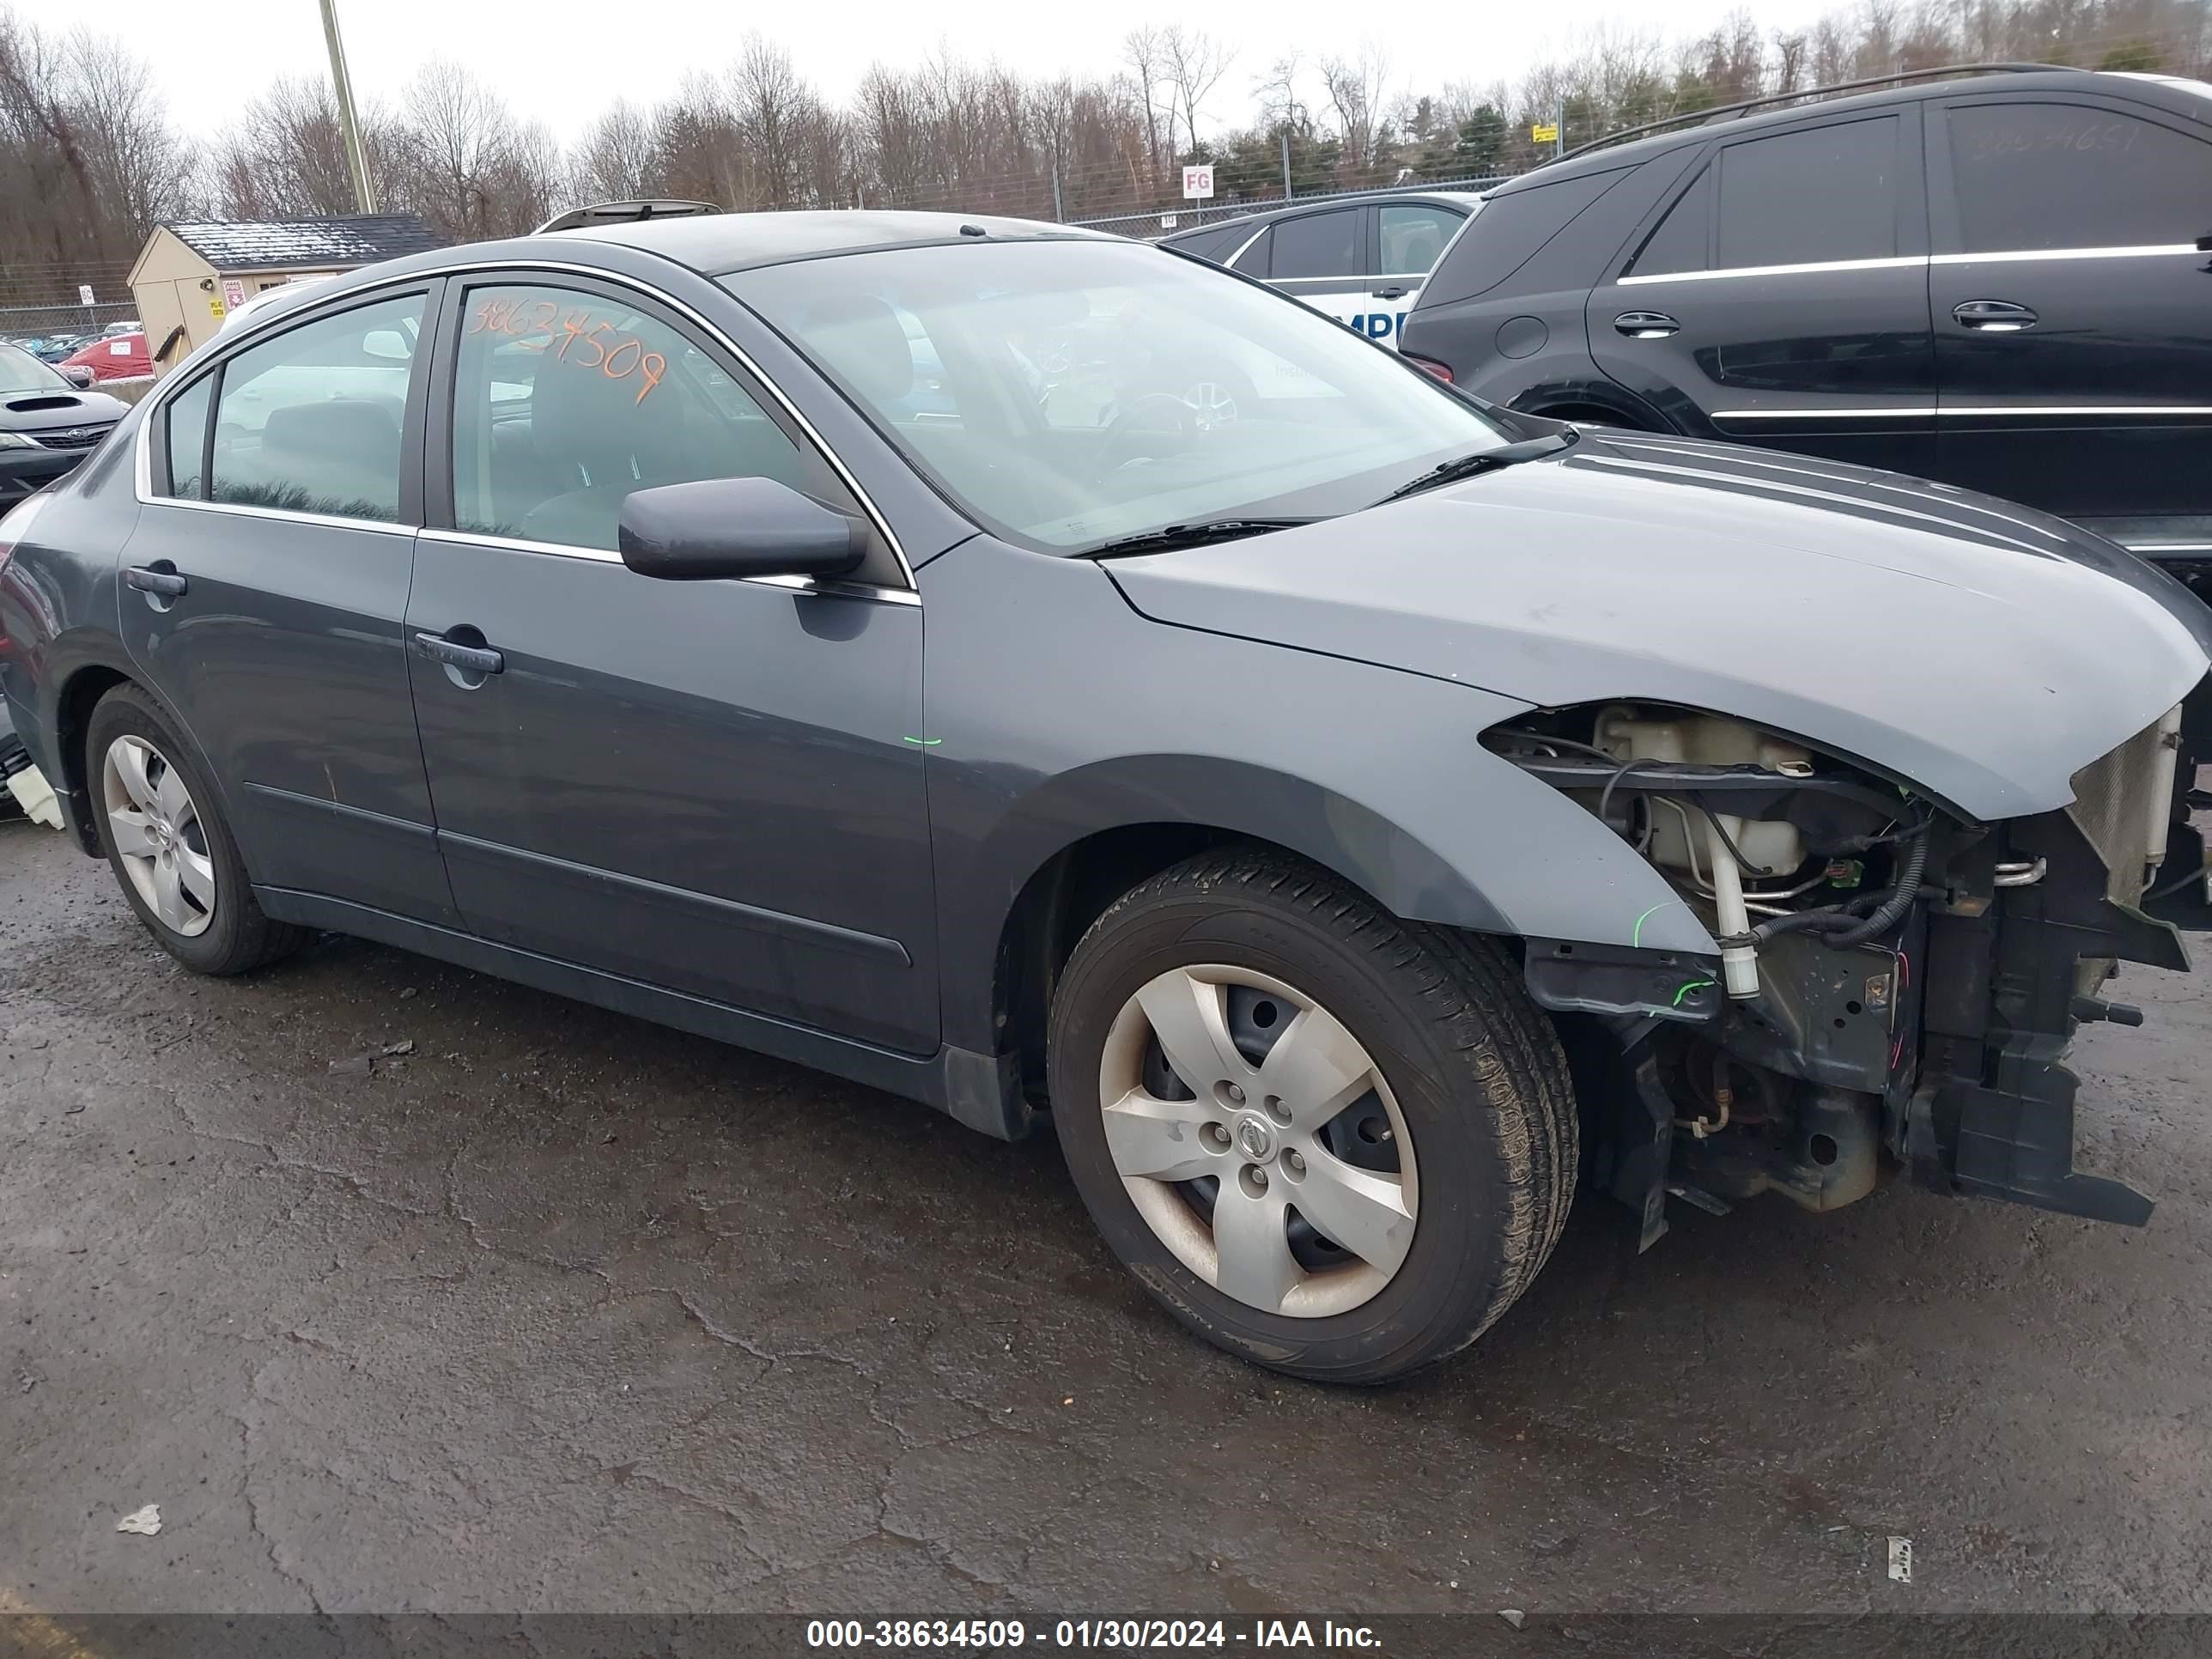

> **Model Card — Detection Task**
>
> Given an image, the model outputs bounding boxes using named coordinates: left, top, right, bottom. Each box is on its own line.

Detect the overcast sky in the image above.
left=94, top=0, right=1842, bottom=146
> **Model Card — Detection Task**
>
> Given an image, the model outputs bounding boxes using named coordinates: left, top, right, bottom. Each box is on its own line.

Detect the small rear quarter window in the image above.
left=1418, top=167, right=1632, bottom=307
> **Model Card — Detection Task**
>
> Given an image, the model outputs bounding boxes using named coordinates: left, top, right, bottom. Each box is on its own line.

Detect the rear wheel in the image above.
left=1048, top=848, right=1578, bottom=1383
left=88, top=684, right=306, bottom=975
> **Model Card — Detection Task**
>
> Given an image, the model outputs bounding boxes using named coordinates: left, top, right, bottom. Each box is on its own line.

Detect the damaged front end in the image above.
left=1491, top=692, right=2205, bottom=1247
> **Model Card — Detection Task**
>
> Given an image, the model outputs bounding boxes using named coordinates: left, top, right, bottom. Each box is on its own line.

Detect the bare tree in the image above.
left=1772, top=29, right=1811, bottom=91
left=730, top=33, right=810, bottom=210
left=209, top=76, right=407, bottom=219
left=394, top=61, right=542, bottom=241
left=569, top=100, right=658, bottom=204
left=1320, top=43, right=1390, bottom=177
left=1158, top=26, right=1235, bottom=157
left=1121, top=27, right=1171, bottom=191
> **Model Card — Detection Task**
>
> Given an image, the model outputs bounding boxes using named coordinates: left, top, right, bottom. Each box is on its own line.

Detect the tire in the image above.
left=86, top=683, right=307, bottom=976
left=1048, top=848, right=1578, bottom=1384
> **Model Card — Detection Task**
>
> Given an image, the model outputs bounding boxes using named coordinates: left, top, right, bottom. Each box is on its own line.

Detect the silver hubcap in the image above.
left=1097, top=965, right=1417, bottom=1319
left=101, top=734, right=216, bottom=938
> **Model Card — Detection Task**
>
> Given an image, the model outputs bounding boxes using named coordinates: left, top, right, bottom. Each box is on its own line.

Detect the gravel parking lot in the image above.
left=6, top=811, right=2212, bottom=1620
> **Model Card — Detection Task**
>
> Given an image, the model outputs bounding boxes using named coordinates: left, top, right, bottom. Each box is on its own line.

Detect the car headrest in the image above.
left=260, top=398, right=400, bottom=468
left=802, top=295, right=914, bottom=406
left=528, top=347, right=689, bottom=486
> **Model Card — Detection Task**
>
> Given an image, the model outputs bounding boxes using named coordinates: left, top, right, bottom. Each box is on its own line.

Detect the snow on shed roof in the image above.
left=161, top=215, right=446, bottom=272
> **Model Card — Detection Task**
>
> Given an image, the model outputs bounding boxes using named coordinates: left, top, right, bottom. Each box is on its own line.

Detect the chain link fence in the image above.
left=0, top=301, right=139, bottom=343
left=0, top=262, right=138, bottom=346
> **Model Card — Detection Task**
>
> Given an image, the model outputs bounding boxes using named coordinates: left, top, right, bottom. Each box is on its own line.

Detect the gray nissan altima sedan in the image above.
left=4, top=210, right=2209, bottom=1382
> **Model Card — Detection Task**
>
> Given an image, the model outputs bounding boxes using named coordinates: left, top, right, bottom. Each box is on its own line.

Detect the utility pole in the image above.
left=1554, top=93, right=1565, bottom=160
left=317, top=0, right=378, bottom=214
left=1279, top=128, right=1293, bottom=202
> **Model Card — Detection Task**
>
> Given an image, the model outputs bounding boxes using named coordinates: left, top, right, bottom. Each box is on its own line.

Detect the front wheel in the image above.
left=1048, top=849, right=1578, bottom=1383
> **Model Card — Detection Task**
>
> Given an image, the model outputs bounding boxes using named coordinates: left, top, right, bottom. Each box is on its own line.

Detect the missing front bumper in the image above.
left=1910, top=804, right=2186, bottom=1226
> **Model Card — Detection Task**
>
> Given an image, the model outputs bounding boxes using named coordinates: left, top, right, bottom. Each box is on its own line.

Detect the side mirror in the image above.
left=617, top=476, right=868, bottom=582
left=59, top=366, right=94, bottom=390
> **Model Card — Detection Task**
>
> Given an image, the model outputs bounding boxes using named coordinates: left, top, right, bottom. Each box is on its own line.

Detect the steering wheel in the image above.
left=1097, top=392, right=1200, bottom=475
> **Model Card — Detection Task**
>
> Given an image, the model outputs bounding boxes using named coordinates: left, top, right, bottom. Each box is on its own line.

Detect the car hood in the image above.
left=1106, top=431, right=2212, bottom=822
left=2, top=389, right=128, bottom=431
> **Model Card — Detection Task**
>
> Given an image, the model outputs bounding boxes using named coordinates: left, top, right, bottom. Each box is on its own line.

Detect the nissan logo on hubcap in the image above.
left=1235, top=1116, right=1274, bottom=1161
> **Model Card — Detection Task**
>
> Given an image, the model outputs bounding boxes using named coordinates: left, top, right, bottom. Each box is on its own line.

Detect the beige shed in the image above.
left=127, top=216, right=445, bottom=376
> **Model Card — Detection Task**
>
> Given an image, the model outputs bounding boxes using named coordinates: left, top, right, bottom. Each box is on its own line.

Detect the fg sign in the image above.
left=1182, top=165, right=1215, bottom=201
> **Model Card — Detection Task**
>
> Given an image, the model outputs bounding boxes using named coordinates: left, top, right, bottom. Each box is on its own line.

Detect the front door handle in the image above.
left=1954, top=299, right=2039, bottom=331
left=412, top=630, right=505, bottom=678
left=1372, top=285, right=1411, bottom=301
left=1614, top=311, right=1680, bottom=338
left=125, top=564, right=188, bottom=599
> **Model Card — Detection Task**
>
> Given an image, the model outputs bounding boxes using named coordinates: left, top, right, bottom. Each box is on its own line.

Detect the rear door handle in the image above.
left=1954, top=299, right=2038, bottom=331
left=412, top=630, right=505, bottom=677
left=125, top=565, right=188, bottom=598
left=1614, top=311, right=1680, bottom=338
left=1372, top=285, right=1411, bottom=300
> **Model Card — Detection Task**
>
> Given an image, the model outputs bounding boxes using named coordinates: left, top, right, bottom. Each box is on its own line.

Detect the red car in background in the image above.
left=59, top=332, right=150, bottom=384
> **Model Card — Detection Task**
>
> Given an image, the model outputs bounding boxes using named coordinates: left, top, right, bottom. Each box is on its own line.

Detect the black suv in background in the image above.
left=1399, top=66, right=2212, bottom=585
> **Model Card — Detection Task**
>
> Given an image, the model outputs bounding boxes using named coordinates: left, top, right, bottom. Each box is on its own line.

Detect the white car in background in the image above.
left=1158, top=190, right=1485, bottom=349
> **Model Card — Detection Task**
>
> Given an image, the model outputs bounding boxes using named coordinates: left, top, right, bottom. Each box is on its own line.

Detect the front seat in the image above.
left=518, top=353, right=696, bottom=548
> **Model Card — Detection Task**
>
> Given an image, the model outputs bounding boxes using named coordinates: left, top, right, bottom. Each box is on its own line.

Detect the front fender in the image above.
left=919, top=538, right=1714, bottom=1053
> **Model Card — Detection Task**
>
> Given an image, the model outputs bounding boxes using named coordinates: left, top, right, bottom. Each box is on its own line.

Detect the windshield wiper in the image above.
left=1085, top=518, right=1315, bottom=558
left=1376, top=430, right=1578, bottom=504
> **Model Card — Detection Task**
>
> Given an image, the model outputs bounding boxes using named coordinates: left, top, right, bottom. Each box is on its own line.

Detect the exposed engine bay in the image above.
left=1487, top=690, right=2209, bottom=1246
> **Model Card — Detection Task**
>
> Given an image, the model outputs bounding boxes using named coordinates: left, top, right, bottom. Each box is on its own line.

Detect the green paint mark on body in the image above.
left=1632, top=900, right=1680, bottom=948
left=903, top=737, right=944, bottom=746
left=1672, top=979, right=1717, bottom=1006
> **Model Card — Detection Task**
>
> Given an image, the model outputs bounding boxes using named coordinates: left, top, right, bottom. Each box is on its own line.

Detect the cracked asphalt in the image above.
left=5, top=811, right=2212, bottom=1619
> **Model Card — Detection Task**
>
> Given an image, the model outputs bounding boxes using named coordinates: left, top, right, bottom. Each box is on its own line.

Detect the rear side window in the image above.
left=1230, top=227, right=1273, bottom=274
left=1945, top=102, right=2212, bottom=252
left=1377, top=204, right=1462, bottom=274
left=210, top=294, right=423, bottom=523
left=1268, top=210, right=1361, bottom=279
left=1715, top=118, right=1899, bottom=269
left=1165, top=222, right=1254, bottom=264
left=161, top=374, right=213, bottom=499
left=1420, top=169, right=1628, bottom=306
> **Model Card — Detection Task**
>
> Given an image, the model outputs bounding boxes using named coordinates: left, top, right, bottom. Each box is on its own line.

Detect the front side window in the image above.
left=448, top=283, right=844, bottom=554
left=209, top=293, right=423, bottom=522
left=1269, top=210, right=1362, bottom=280
left=1946, top=102, right=2212, bottom=252
left=1377, top=205, right=1462, bottom=275
left=1715, top=118, right=1899, bottom=270
left=727, top=239, right=1514, bottom=552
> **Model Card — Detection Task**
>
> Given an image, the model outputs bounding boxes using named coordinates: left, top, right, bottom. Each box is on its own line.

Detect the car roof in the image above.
left=557, top=209, right=1115, bottom=272
left=1162, top=191, right=1485, bottom=245
left=1486, top=67, right=2156, bottom=194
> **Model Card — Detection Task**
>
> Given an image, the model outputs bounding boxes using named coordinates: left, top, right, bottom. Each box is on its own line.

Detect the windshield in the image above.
left=724, top=239, right=1512, bottom=551
left=0, top=343, right=68, bottom=396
